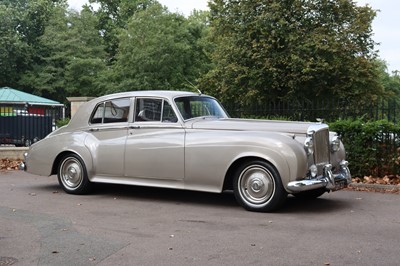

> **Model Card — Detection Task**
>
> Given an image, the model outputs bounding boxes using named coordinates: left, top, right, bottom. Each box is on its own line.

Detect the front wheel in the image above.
left=57, top=154, right=92, bottom=194
left=233, top=160, right=287, bottom=212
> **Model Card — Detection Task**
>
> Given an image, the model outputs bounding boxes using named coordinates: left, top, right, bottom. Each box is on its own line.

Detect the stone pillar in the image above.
left=67, top=97, right=95, bottom=118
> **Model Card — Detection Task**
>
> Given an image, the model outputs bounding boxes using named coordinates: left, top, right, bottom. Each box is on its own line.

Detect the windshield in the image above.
left=174, top=96, right=229, bottom=120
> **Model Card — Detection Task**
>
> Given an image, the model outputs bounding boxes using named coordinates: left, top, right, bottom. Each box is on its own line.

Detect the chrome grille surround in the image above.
left=313, top=128, right=330, bottom=164
left=307, top=125, right=330, bottom=175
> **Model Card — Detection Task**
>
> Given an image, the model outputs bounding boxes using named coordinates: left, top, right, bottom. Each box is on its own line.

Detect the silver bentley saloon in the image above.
left=23, top=90, right=351, bottom=212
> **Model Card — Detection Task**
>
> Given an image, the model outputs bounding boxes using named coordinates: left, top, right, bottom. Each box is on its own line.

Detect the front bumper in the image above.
left=287, top=160, right=351, bottom=192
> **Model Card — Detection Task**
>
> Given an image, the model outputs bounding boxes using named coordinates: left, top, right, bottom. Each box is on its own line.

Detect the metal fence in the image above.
left=224, top=99, right=400, bottom=123
left=1, top=98, right=400, bottom=147
left=0, top=103, right=65, bottom=146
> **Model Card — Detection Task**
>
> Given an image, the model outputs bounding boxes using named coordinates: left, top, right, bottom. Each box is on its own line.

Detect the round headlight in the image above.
left=304, top=137, right=314, bottom=155
left=331, top=136, right=341, bottom=152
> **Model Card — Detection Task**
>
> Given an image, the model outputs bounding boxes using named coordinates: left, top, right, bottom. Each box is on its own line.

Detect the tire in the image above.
left=233, top=160, right=287, bottom=212
left=293, top=188, right=326, bottom=199
left=57, top=154, right=92, bottom=194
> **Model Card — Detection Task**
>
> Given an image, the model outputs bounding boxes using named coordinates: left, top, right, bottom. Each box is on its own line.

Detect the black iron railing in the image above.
left=0, top=103, right=65, bottom=146
left=223, top=99, right=399, bottom=123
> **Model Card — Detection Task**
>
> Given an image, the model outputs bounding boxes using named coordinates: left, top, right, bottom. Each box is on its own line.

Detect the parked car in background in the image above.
left=22, top=91, right=351, bottom=212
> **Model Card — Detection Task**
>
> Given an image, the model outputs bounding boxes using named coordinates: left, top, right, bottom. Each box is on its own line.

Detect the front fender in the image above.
left=184, top=130, right=308, bottom=192
left=228, top=138, right=308, bottom=192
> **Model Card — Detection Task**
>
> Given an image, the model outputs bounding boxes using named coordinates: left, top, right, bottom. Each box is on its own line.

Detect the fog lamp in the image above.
left=309, top=164, right=318, bottom=178
left=304, top=137, right=314, bottom=155
left=331, top=136, right=341, bottom=152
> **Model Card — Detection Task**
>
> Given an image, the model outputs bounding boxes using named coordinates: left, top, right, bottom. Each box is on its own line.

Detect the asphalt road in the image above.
left=1, top=171, right=399, bottom=266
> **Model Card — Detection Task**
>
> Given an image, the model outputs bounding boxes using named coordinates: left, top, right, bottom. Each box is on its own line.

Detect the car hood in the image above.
left=189, top=118, right=323, bottom=135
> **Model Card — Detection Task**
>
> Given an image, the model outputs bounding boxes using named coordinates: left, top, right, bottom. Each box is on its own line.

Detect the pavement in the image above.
left=1, top=170, right=399, bottom=266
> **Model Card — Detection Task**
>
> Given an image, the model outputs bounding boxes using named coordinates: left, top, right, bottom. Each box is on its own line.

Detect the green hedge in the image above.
left=55, top=118, right=70, bottom=128
left=329, top=119, right=400, bottom=177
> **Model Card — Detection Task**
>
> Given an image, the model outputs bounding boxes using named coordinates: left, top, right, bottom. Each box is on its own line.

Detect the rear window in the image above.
left=90, top=98, right=130, bottom=124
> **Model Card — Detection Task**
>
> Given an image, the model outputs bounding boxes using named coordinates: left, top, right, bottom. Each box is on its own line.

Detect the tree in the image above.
left=110, top=4, right=210, bottom=92
left=0, top=0, right=59, bottom=88
left=20, top=5, right=108, bottom=102
left=88, top=0, right=158, bottom=61
left=200, top=0, right=385, bottom=109
left=376, top=60, right=400, bottom=97
left=0, top=3, right=28, bottom=87
left=186, top=10, right=213, bottom=88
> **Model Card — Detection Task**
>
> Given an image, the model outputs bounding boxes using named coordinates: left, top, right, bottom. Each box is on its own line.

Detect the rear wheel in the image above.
left=57, top=154, right=92, bottom=194
left=233, top=160, right=287, bottom=212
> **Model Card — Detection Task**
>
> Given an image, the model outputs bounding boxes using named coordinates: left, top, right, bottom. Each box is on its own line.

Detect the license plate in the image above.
left=334, top=180, right=346, bottom=190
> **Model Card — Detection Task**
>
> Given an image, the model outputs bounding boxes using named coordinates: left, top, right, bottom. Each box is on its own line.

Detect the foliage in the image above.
left=0, top=0, right=60, bottom=88
left=110, top=4, right=211, bottom=93
left=232, top=115, right=293, bottom=121
left=201, top=0, right=385, bottom=109
left=19, top=5, right=108, bottom=102
left=55, top=118, right=70, bottom=128
left=1, top=0, right=211, bottom=102
left=376, top=59, right=400, bottom=98
left=0, top=3, right=28, bottom=87
left=329, top=119, right=400, bottom=177
left=88, top=0, right=159, bottom=61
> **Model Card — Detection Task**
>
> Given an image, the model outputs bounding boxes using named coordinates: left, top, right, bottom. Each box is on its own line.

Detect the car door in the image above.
left=85, top=97, right=131, bottom=177
left=124, top=97, right=185, bottom=180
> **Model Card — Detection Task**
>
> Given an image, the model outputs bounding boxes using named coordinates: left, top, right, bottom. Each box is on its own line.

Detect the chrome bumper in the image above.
left=19, top=152, right=28, bottom=171
left=287, top=161, right=351, bottom=192
left=19, top=162, right=26, bottom=171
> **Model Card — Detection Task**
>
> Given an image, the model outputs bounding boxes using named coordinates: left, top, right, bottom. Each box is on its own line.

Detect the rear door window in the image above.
left=90, top=98, right=130, bottom=124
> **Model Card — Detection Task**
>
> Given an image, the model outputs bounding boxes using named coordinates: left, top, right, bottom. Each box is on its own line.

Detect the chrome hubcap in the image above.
left=239, top=166, right=275, bottom=204
left=251, top=178, right=264, bottom=192
left=60, top=158, right=83, bottom=189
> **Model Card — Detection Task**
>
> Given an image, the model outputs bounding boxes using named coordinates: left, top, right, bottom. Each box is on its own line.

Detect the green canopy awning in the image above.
left=0, top=87, right=63, bottom=106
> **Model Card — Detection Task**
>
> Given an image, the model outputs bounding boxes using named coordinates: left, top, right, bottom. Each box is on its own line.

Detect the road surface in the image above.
left=1, top=171, right=399, bottom=265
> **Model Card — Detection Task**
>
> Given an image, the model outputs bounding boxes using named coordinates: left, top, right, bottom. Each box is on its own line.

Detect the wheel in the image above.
left=57, top=154, right=92, bottom=194
left=233, top=160, right=287, bottom=212
left=293, top=188, right=326, bottom=199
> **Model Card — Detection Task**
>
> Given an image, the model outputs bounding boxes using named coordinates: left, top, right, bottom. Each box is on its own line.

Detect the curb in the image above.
left=0, top=147, right=28, bottom=160
left=349, top=183, right=400, bottom=191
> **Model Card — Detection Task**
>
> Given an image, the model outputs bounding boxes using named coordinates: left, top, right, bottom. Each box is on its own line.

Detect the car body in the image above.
left=23, top=90, right=351, bottom=212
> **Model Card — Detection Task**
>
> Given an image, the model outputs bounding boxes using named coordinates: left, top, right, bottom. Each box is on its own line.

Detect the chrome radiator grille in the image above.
left=313, top=129, right=330, bottom=164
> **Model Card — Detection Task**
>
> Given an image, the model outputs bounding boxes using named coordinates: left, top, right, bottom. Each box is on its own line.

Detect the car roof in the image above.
left=67, top=90, right=210, bottom=129
left=91, top=90, right=202, bottom=103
